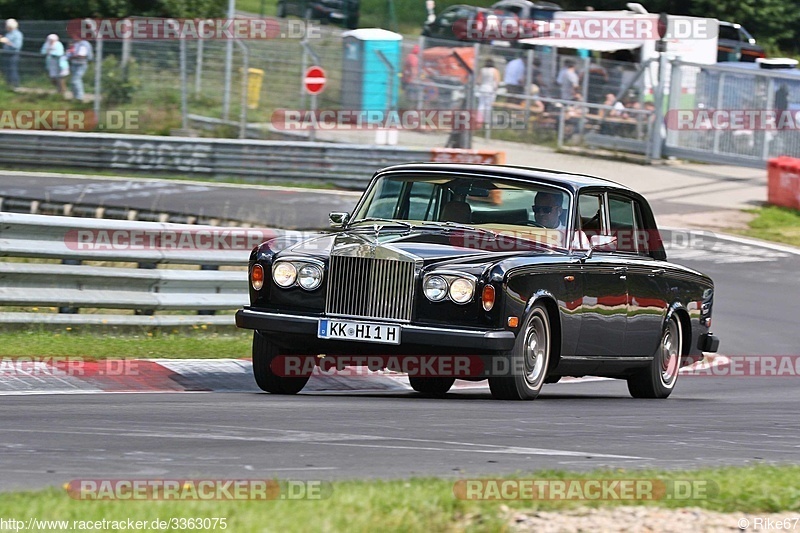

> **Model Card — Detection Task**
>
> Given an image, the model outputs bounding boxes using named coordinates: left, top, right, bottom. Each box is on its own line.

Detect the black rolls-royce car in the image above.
left=235, top=164, right=719, bottom=400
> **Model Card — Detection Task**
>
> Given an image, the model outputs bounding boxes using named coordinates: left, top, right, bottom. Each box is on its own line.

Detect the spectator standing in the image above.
left=556, top=59, right=579, bottom=101
left=66, top=36, right=93, bottom=101
left=503, top=55, right=525, bottom=97
left=0, top=19, right=23, bottom=88
left=476, top=59, right=500, bottom=129
left=401, top=44, right=420, bottom=103
left=41, top=34, right=68, bottom=95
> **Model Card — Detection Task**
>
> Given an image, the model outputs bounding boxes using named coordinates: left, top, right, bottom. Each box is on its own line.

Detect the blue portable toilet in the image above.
left=341, top=28, right=402, bottom=112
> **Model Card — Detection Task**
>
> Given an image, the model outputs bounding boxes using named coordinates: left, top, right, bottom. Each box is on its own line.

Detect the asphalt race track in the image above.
left=0, top=377, right=798, bottom=492
left=0, top=172, right=360, bottom=229
left=0, top=173, right=798, bottom=491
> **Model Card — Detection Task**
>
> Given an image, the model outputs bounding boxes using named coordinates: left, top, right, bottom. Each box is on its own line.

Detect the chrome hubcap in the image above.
left=660, top=320, right=680, bottom=387
left=524, top=314, right=547, bottom=384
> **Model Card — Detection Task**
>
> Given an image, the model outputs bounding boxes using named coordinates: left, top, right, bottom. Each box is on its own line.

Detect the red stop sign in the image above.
left=304, top=66, right=326, bottom=95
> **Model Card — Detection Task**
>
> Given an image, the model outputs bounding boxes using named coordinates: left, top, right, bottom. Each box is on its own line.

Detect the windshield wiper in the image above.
left=419, top=220, right=497, bottom=236
left=348, top=217, right=414, bottom=229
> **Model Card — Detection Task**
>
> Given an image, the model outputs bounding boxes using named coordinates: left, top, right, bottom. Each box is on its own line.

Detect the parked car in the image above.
left=422, top=4, right=522, bottom=42
left=491, top=0, right=561, bottom=21
left=717, top=21, right=765, bottom=62
left=236, top=164, right=719, bottom=401
left=277, top=0, right=359, bottom=29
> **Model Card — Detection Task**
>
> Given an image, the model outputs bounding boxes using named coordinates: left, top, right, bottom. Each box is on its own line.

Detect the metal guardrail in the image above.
left=0, top=212, right=313, bottom=325
left=0, top=130, right=435, bottom=190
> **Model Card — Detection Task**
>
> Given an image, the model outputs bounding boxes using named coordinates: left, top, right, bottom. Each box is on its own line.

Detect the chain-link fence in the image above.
left=8, top=19, right=800, bottom=167
left=664, top=60, right=800, bottom=165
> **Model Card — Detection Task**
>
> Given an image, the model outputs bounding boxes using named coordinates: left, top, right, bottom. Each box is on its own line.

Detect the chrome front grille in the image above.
left=325, top=255, right=415, bottom=322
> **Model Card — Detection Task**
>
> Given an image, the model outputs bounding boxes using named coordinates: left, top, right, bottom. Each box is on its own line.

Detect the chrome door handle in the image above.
left=649, top=269, right=665, bottom=277
left=613, top=266, right=627, bottom=273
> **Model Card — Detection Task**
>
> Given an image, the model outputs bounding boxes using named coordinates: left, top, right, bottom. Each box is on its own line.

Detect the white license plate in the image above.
left=318, top=319, right=400, bottom=345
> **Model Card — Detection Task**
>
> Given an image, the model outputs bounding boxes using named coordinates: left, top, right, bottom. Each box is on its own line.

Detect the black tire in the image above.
left=408, top=376, right=455, bottom=396
left=252, top=331, right=309, bottom=394
left=346, top=15, right=358, bottom=29
left=627, top=314, right=682, bottom=399
left=276, top=2, right=286, bottom=17
left=488, top=303, right=552, bottom=400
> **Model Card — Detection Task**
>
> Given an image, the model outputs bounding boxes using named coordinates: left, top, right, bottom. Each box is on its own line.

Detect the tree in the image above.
left=0, top=0, right=226, bottom=19
left=689, top=0, right=800, bottom=52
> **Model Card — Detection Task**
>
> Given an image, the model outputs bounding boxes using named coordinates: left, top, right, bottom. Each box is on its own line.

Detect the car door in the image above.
left=574, top=191, right=627, bottom=356
left=607, top=194, right=668, bottom=357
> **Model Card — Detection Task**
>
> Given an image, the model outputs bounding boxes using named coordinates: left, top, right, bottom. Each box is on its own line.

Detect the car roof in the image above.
left=376, top=163, right=633, bottom=194
left=715, top=62, right=800, bottom=77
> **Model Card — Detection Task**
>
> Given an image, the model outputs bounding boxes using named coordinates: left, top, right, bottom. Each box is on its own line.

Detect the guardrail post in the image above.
left=134, top=262, right=157, bottom=316
left=58, top=259, right=82, bottom=314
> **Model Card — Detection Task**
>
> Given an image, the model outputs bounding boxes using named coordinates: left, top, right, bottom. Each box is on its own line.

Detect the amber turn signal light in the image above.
left=481, top=284, right=495, bottom=311
left=251, top=264, right=265, bottom=290
left=507, top=316, right=519, bottom=328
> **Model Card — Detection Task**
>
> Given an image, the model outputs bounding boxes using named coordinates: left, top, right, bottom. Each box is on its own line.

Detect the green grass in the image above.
left=738, top=205, right=800, bottom=248
left=0, top=328, right=251, bottom=359
left=0, top=465, right=798, bottom=532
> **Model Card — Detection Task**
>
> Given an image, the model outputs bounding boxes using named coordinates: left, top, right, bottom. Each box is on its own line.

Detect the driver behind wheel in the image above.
left=532, top=191, right=565, bottom=230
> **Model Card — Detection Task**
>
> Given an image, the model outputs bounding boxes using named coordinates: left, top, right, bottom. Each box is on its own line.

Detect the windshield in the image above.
left=351, top=173, right=572, bottom=248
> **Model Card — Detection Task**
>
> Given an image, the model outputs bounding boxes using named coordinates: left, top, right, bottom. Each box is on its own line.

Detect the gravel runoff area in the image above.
left=501, top=506, right=798, bottom=532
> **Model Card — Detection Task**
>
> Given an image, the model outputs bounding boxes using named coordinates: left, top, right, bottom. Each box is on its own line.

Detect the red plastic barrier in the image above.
left=767, top=156, right=800, bottom=210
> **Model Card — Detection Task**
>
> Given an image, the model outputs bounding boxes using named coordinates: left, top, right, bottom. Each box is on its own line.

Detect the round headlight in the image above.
left=298, top=264, right=323, bottom=290
left=424, top=276, right=448, bottom=302
left=272, top=262, right=297, bottom=288
left=449, top=278, right=475, bottom=304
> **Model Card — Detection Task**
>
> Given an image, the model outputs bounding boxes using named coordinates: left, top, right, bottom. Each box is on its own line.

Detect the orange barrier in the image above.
left=767, top=157, right=800, bottom=210
left=430, top=149, right=506, bottom=165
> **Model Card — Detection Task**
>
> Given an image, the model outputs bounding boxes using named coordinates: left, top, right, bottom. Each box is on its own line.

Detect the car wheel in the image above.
left=346, top=15, right=358, bottom=29
left=489, top=303, right=551, bottom=400
left=627, top=314, right=682, bottom=399
left=252, top=331, right=309, bottom=394
left=408, top=376, right=455, bottom=396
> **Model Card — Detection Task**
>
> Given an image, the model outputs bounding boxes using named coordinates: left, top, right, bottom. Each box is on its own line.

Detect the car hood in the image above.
left=277, top=226, right=559, bottom=263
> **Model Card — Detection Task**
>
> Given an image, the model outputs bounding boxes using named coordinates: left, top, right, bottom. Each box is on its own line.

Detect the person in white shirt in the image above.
left=476, top=59, right=500, bottom=129
left=503, top=56, right=525, bottom=97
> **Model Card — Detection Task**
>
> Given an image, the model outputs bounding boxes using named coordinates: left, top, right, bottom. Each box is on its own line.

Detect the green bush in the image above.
left=101, top=56, right=141, bottom=105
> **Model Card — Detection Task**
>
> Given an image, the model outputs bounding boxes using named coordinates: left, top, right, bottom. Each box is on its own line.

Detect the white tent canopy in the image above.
left=516, top=38, right=641, bottom=52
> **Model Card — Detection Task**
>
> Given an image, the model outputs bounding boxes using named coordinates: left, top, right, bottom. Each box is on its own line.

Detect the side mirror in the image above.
left=590, top=234, right=617, bottom=251
left=580, top=235, right=617, bottom=262
left=329, top=212, right=350, bottom=228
